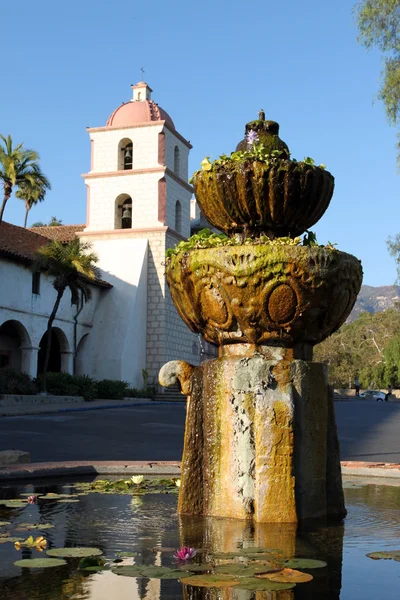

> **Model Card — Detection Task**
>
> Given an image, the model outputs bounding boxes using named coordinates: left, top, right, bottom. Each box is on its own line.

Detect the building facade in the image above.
left=0, top=82, right=201, bottom=389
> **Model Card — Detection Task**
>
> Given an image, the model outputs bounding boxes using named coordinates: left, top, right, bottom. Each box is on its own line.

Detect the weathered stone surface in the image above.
left=163, top=354, right=343, bottom=523
left=0, top=450, right=30, bottom=466
left=192, top=158, right=334, bottom=238
left=166, top=245, right=362, bottom=347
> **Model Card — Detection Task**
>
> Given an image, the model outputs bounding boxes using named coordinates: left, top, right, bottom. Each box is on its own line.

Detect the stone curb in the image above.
left=341, top=461, right=400, bottom=479
left=0, top=399, right=184, bottom=417
left=0, top=461, right=182, bottom=480
left=1, top=460, right=400, bottom=482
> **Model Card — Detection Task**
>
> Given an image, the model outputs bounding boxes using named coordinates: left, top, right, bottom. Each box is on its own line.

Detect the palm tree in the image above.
left=0, top=134, right=50, bottom=224
left=35, top=238, right=100, bottom=390
left=16, top=178, right=51, bottom=228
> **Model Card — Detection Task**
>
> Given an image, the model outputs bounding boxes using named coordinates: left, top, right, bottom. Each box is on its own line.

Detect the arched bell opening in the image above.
left=115, top=194, right=133, bottom=229
left=118, top=138, right=133, bottom=171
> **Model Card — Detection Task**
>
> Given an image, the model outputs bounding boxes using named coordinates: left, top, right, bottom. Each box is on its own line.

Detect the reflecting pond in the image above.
left=1, top=477, right=400, bottom=599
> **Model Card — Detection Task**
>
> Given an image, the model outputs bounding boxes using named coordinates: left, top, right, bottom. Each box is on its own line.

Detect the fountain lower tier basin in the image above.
left=166, top=244, right=362, bottom=347
left=160, top=356, right=344, bottom=523
left=1, top=477, right=400, bottom=600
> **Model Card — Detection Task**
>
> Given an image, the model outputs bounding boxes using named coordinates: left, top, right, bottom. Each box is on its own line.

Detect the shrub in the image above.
left=95, top=379, right=129, bottom=400
left=35, top=372, right=97, bottom=401
left=0, top=367, right=37, bottom=395
left=125, top=386, right=156, bottom=399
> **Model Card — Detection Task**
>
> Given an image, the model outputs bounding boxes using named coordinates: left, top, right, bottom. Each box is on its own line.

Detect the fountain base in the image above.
left=160, top=352, right=345, bottom=523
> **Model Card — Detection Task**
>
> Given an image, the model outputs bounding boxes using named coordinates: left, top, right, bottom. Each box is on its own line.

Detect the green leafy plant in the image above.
left=95, top=379, right=129, bottom=400
left=190, top=145, right=326, bottom=183
left=34, top=372, right=97, bottom=401
left=0, top=367, right=37, bottom=395
left=166, top=229, right=302, bottom=259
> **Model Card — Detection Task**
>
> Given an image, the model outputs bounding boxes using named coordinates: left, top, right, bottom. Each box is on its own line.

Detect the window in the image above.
left=175, top=200, right=182, bottom=234
left=32, top=272, right=41, bottom=295
left=174, top=146, right=180, bottom=176
left=118, top=138, right=133, bottom=170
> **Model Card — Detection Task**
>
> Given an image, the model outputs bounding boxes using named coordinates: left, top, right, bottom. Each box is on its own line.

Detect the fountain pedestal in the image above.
left=161, top=349, right=345, bottom=523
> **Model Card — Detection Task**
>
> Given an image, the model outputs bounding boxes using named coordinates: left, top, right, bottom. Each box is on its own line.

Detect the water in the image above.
left=1, top=477, right=400, bottom=599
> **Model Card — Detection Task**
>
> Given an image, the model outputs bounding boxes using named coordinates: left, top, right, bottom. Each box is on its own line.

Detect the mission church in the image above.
left=0, top=82, right=206, bottom=390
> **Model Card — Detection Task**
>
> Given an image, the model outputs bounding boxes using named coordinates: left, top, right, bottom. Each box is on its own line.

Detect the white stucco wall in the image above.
left=0, top=257, right=102, bottom=377
left=77, top=235, right=148, bottom=388
left=89, top=124, right=163, bottom=173
left=165, top=174, right=192, bottom=238
left=85, top=171, right=162, bottom=231
left=164, top=128, right=190, bottom=181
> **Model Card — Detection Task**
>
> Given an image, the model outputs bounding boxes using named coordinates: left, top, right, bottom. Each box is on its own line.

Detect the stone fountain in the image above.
left=159, top=114, right=362, bottom=523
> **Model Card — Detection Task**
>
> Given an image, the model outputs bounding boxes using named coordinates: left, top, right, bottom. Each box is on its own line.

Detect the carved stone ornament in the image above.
left=166, top=244, right=363, bottom=347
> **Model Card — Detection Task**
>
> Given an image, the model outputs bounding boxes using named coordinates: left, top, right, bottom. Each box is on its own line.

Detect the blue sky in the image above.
left=1, top=0, right=398, bottom=286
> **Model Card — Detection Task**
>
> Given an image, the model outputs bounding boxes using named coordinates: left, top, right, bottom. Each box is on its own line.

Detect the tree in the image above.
left=16, top=178, right=51, bottom=228
left=387, top=233, right=400, bottom=280
left=0, top=134, right=50, bottom=224
left=314, top=307, right=400, bottom=387
left=35, top=238, right=100, bottom=391
left=355, top=1, right=400, bottom=162
left=31, top=216, right=63, bottom=228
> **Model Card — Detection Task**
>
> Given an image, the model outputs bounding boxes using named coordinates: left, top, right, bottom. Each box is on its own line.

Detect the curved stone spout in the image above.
left=159, top=360, right=195, bottom=395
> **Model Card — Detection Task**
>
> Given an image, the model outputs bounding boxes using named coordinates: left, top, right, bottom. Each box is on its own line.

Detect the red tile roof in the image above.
left=0, top=222, right=111, bottom=288
left=0, top=221, right=48, bottom=263
left=29, top=224, right=85, bottom=242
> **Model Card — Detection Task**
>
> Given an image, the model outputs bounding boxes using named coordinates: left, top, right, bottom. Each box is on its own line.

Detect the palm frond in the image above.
left=35, top=238, right=100, bottom=306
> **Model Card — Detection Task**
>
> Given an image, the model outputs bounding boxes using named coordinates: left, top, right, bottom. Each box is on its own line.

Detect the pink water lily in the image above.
left=27, top=495, right=36, bottom=504
left=173, top=546, right=196, bottom=561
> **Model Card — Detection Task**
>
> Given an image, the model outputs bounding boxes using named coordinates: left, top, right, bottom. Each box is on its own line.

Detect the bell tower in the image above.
left=79, top=83, right=200, bottom=389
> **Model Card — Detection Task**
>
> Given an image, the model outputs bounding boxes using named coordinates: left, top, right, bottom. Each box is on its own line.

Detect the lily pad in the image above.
left=240, top=547, right=283, bottom=555
left=0, top=537, right=24, bottom=544
left=80, top=566, right=108, bottom=572
left=38, top=494, right=78, bottom=500
left=112, top=565, right=144, bottom=577
left=215, top=564, right=281, bottom=577
left=14, top=558, right=66, bottom=568
left=0, top=521, right=11, bottom=526
left=0, top=499, right=26, bottom=505
left=141, top=566, right=191, bottom=579
left=47, top=547, right=102, bottom=558
left=56, top=499, right=80, bottom=503
left=116, top=551, right=141, bottom=557
left=151, top=546, right=176, bottom=553
left=261, top=568, right=313, bottom=583
left=211, top=552, right=247, bottom=559
left=185, top=563, right=214, bottom=573
left=366, top=551, right=400, bottom=560
left=1, top=502, right=26, bottom=508
left=235, top=578, right=295, bottom=591
left=284, top=558, right=327, bottom=569
left=16, top=523, right=54, bottom=531
left=179, top=574, right=240, bottom=588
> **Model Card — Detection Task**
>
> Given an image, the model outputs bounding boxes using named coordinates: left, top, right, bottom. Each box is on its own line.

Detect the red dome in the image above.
left=106, top=100, right=175, bottom=129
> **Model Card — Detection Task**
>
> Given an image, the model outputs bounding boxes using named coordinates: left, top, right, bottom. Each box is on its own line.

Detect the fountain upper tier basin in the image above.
left=166, top=244, right=362, bottom=347
left=192, top=159, right=334, bottom=238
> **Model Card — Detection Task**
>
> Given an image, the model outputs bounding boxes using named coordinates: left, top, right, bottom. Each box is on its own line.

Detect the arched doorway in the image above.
left=0, top=320, right=31, bottom=371
left=37, top=327, right=70, bottom=375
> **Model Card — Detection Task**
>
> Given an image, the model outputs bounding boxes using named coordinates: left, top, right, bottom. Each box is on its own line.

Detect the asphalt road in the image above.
left=1, top=399, right=400, bottom=463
